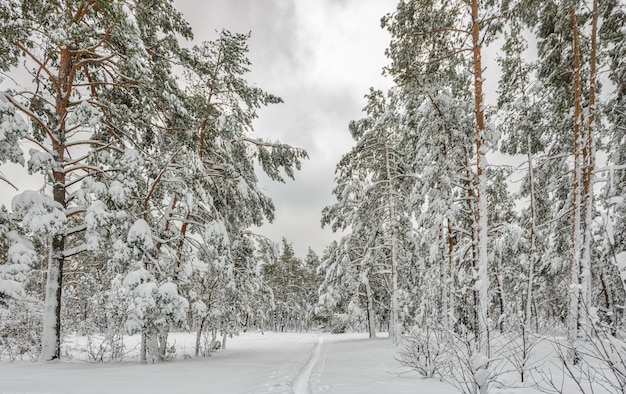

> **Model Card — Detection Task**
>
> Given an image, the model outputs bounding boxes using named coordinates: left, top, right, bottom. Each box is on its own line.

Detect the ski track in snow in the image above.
left=292, top=336, right=323, bottom=394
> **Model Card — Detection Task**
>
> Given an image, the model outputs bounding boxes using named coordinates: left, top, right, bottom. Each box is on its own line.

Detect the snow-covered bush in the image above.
left=123, top=267, right=188, bottom=363
left=62, top=266, right=132, bottom=362
left=123, top=269, right=189, bottom=335
left=542, top=325, right=626, bottom=394
left=0, top=231, right=35, bottom=305
left=442, top=330, right=499, bottom=394
left=399, top=324, right=509, bottom=394
left=0, top=298, right=42, bottom=362
left=397, top=323, right=451, bottom=378
left=330, top=313, right=350, bottom=334
left=0, top=215, right=42, bottom=362
left=500, top=325, right=545, bottom=383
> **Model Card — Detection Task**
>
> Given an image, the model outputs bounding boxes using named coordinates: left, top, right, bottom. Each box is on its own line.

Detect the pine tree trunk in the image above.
left=384, top=141, right=400, bottom=344
left=39, top=46, right=71, bottom=362
left=365, top=279, right=377, bottom=339
left=580, top=0, right=598, bottom=336
left=493, top=266, right=505, bottom=332
left=148, top=332, right=159, bottom=363
left=210, top=328, right=218, bottom=353
left=196, top=314, right=209, bottom=357
left=471, top=0, right=490, bottom=360
left=447, top=219, right=455, bottom=329
left=39, top=241, right=64, bottom=361
left=140, top=331, right=147, bottom=363
left=526, top=135, right=537, bottom=335
left=440, top=229, right=449, bottom=329
left=568, top=6, right=584, bottom=364
left=158, top=329, right=168, bottom=361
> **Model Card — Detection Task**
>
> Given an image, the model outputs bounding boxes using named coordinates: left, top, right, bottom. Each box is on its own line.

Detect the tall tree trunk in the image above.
left=471, top=0, right=490, bottom=362
left=568, top=6, right=584, bottom=364
left=384, top=141, right=400, bottom=344
left=447, top=219, right=455, bottom=329
left=526, top=135, right=537, bottom=334
left=440, top=222, right=449, bottom=329
left=580, top=0, right=598, bottom=335
left=39, top=46, right=71, bottom=362
left=40, top=234, right=65, bottom=361
left=493, top=265, right=505, bottom=332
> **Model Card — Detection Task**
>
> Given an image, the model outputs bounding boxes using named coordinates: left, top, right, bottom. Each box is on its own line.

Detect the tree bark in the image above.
left=526, top=135, right=537, bottom=335
left=365, top=279, right=378, bottom=339
left=440, top=223, right=449, bottom=329
left=471, top=0, right=490, bottom=360
left=384, top=141, right=400, bottom=344
left=568, top=6, right=584, bottom=364
left=580, top=0, right=598, bottom=336
left=140, top=331, right=147, bottom=363
left=39, top=45, right=71, bottom=362
left=195, top=314, right=209, bottom=357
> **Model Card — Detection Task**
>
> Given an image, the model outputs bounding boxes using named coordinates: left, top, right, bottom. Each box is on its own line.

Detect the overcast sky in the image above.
left=175, top=0, right=397, bottom=256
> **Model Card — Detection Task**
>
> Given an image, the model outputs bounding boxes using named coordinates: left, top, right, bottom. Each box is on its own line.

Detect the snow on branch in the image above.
left=11, top=190, right=66, bottom=236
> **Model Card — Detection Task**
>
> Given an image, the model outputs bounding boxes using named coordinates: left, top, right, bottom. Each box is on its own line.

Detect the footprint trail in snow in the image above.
left=292, top=336, right=324, bottom=394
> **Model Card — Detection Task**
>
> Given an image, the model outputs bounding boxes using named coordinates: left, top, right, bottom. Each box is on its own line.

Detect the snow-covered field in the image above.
left=0, top=331, right=613, bottom=394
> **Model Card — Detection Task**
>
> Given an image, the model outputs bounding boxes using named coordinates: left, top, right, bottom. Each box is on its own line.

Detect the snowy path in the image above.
left=309, top=336, right=452, bottom=394
left=0, top=332, right=601, bottom=393
left=0, top=332, right=460, bottom=394
left=292, top=336, right=323, bottom=394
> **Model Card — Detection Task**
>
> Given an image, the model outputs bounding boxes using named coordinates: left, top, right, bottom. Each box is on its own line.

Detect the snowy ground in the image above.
left=0, top=331, right=613, bottom=393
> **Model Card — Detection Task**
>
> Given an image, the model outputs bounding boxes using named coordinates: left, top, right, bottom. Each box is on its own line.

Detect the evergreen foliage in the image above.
left=0, top=0, right=307, bottom=362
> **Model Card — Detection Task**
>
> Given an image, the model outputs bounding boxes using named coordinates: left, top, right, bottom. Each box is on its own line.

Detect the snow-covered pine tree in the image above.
left=0, top=0, right=197, bottom=361
left=383, top=0, right=502, bottom=369
left=502, top=0, right=626, bottom=362
left=323, top=88, right=417, bottom=343
left=397, top=79, right=476, bottom=333
left=122, top=30, right=308, bottom=362
left=0, top=2, right=307, bottom=362
left=494, top=15, right=579, bottom=378
left=301, top=248, right=323, bottom=331
left=261, top=238, right=307, bottom=332
left=230, top=234, right=274, bottom=334
left=600, top=0, right=626, bottom=327
left=317, top=234, right=382, bottom=337
left=156, top=30, right=307, bottom=267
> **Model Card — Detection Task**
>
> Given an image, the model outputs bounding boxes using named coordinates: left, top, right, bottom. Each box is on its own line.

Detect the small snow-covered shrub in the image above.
left=442, top=330, right=498, bottom=394
left=0, top=299, right=42, bottom=362
left=399, top=324, right=507, bottom=394
left=397, top=324, right=451, bottom=378
left=330, top=313, right=349, bottom=334
left=542, top=325, right=626, bottom=394
left=81, top=332, right=128, bottom=363
left=501, top=324, right=546, bottom=383
left=0, top=224, right=41, bottom=362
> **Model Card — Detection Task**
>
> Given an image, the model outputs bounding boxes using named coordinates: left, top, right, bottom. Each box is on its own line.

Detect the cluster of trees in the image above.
left=321, top=0, right=625, bottom=379
left=2, top=3, right=626, bottom=388
left=261, top=239, right=322, bottom=333
left=0, top=0, right=318, bottom=362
